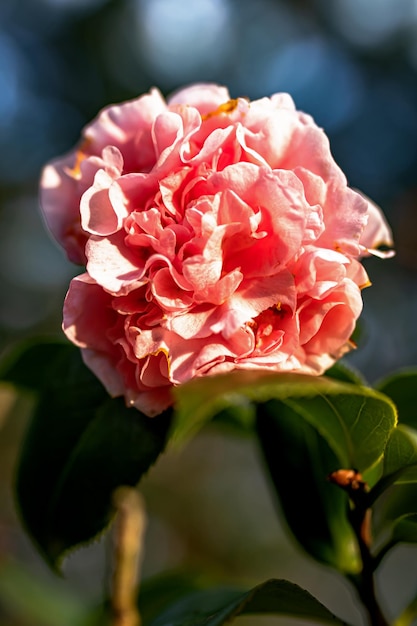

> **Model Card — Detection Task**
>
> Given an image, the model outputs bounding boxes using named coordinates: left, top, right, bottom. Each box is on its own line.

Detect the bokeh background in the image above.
left=1, top=0, right=417, bottom=624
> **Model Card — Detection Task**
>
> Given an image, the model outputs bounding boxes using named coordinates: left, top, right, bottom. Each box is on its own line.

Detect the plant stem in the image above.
left=349, top=507, right=389, bottom=626
left=110, top=487, right=147, bottom=626
left=329, top=470, right=389, bottom=626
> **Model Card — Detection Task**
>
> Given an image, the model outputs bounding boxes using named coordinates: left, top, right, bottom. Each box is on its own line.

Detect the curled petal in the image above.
left=167, top=83, right=231, bottom=114
left=359, top=194, right=395, bottom=257
left=86, top=232, right=147, bottom=295
left=80, top=169, right=128, bottom=236
left=40, top=157, right=89, bottom=264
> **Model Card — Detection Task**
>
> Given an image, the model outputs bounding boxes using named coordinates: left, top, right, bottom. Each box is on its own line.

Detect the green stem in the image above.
left=348, top=506, right=389, bottom=626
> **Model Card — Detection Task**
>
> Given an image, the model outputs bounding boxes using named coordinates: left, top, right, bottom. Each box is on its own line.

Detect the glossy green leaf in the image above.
left=371, top=484, right=417, bottom=563
left=1, top=340, right=171, bottom=568
left=173, top=370, right=395, bottom=571
left=383, top=425, right=417, bottom=484
left=369, top=425, right=417, bottom=521
left=391, top=513, right=417, bottom=544
left=256, top=401, right=360, bottom=572
left=373, top=371, right=417, bottom=496
left=173, top=370, right=397, bottom=473
left=377, top=369, right=417, bottom=429
left=369, top=480, right=417, bottom=554
left=148, top=579, right=351, bottom=626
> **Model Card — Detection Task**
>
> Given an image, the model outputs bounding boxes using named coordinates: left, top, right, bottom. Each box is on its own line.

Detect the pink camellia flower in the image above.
left=40, top=83, right=393, bottom=416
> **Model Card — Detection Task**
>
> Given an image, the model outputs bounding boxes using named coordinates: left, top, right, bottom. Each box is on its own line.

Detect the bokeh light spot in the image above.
left=136, top=0, right=234, bottom=86
left=257, top=35, right=365, bottom=132
left=331, top=0, right=412, bottom=48
left=0, top=33, right=25, bottom=126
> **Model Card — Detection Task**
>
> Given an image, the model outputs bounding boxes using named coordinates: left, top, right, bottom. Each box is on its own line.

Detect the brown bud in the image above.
left=328, top=469, right=368, bottom=493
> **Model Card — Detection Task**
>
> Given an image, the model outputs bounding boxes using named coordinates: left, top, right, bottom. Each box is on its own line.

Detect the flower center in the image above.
left=201, top=98, right=240, bottom=121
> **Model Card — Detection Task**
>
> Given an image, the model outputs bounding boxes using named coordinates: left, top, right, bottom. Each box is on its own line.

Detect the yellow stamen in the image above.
left=65, top=137, right=92, bottom=178
left=151, top=347, right=172, bottom=377
left=201, top=98, right=240, bottom=121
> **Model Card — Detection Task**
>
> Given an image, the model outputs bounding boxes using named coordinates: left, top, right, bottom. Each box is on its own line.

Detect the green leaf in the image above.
left=372, top=371, right=417, bottom=498
left=372, top=424, right=417, bottom=545
left=377, top=369, right=417, bottom=429
left=369, top=425, right=417, bottom=510
left=148, top=579, right=351, bottom=626
left=383, top=425, right=417, bottom=484
left=0, top=337, right=72, bottom=391
left=366, top=387, right=417, bottom=543
left=139, top=570, right=218, bottom=626
left=173, top=370, right=395, bottom=571
left=391, top=513, right=417, bottom=544
left=173, top=370, right=397, bottom=473
left=256, top=401, right=360, bottom=572
left=2, top=340, right=171, bottom=568
left=369, top=481, right=417, bottom=553
left=211, top=400, right=256, bottom=437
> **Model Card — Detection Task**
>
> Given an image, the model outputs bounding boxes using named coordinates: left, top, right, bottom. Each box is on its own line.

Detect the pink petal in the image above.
left=40, top=157, right=88, bottom=264
left=86, top=231, right=146, bottom=295
left=151, top=267, right=193, bottom=311
left=359, top=194, right=395, bottom=257
left=152, top=112, right=183, bottom=159
left=85, top=89, right=166, bottom=172
left=167, top=83, right=231, bottom=115
left=80, top=169, right=128, bottom=236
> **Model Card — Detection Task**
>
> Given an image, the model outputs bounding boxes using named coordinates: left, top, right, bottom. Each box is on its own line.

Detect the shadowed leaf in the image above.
left=256, top=400, right=360, bottom=572
left=383, top=425, right=417, bottom=484
left=1, top=340, right=171, bottom=568
left=147, top=578, right=351, bottom=626
left=377, top=370, right=417, bottom=430
left=391, top=513, right=417, bottom=544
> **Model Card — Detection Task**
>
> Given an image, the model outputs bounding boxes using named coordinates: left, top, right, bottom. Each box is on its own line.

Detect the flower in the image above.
left=40, top=84, right=393, bottom=416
